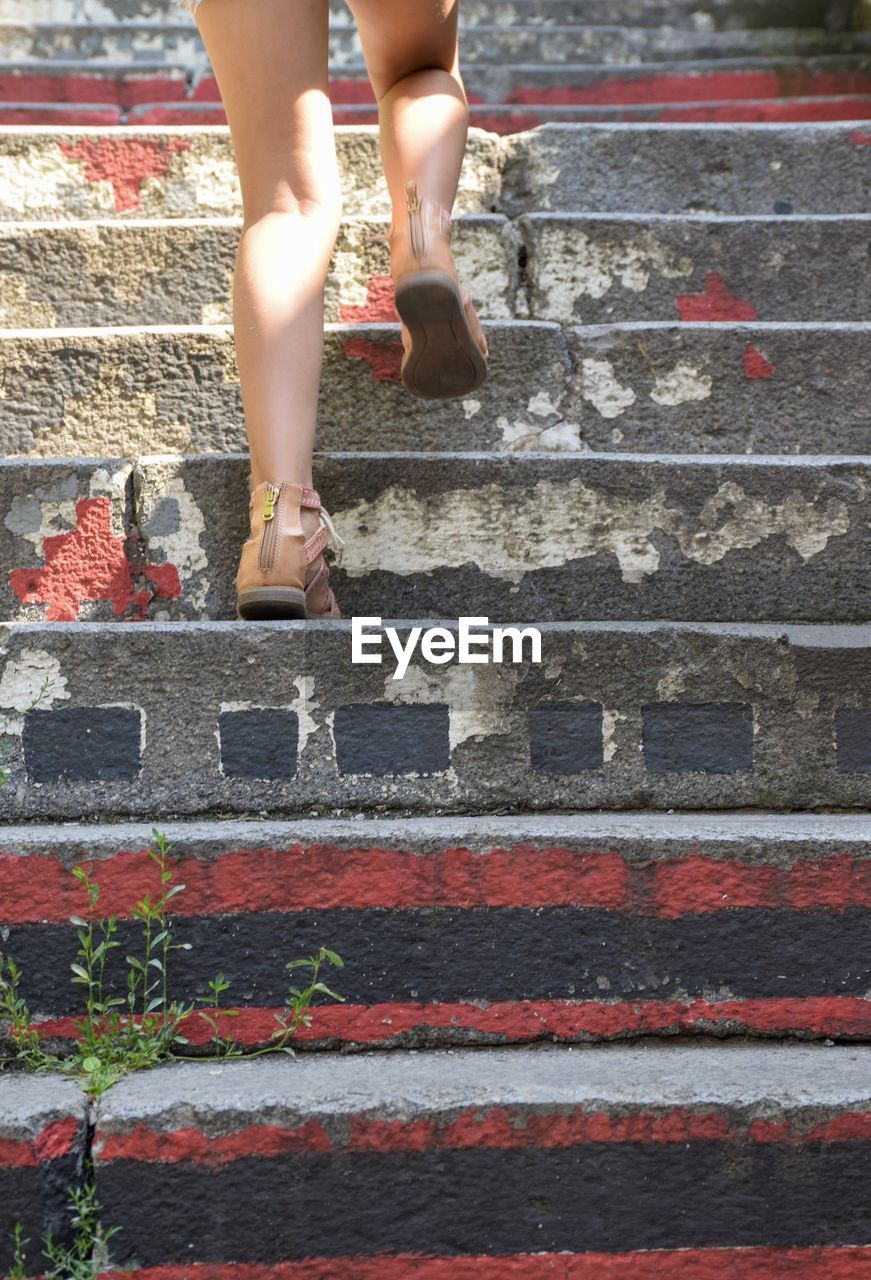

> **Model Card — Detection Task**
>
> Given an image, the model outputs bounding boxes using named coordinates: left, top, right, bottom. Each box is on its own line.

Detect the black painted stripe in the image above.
left=10, top=905, right=871, bottom=1015
left=99, top=1144, right=871, bottom=1266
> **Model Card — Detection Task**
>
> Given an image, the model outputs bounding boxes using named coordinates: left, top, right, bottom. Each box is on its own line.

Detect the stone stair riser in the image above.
left=3, top=816, right=870, bottom=1047
left=0, top=622, right=868, bottom=819
left=0, top=218, right=518, bottom=328
left=3, top=455, right=869, bottom=625
left=1, top=325, right=869, bottom=460
left=6, top=215, right=871, bottom=328
left=132, top=454, right=871, bottom=623
left=0, top=1077, right=86, bottom=1263
left=86, top=1049, right=871, bottom=1269
left=0, top=324, right=579, bottom=459
left=3, top=125, right=869, bottom=222
left=8, top=25, right=871, bottom=67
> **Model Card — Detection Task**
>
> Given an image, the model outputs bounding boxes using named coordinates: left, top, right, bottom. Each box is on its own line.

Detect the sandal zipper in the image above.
left=406, top=180, right=427, bottom=259
left=259, top=482, right=282, bottom=571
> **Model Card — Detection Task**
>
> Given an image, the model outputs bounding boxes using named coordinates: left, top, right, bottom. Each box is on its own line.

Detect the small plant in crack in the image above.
left=0, top=828, right=345, bottom=1096
left=3, top=1185, right=123, bottom=1280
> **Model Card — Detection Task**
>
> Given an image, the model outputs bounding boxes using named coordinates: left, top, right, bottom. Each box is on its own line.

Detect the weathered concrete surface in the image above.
left=500, top=122, right=871, bottom=214
left=568, top=323, right=871, bottom=455
left=0, top=323, right=868, bottom=458
left=90, top=1044, right=871, bottom=1267
left=0, top=216, right=517, bottom=327
left=0, top=620, right=868, bottom=818
left=3, top=814, right=871, bottom=1049
left=5, top=213, right=869, bottom=328
left=10, top=0, right=842, bottom=29
left=0, top=127, right=502, bottom=221
left=521, top=214, right=871, bottom=322
left=120, top=452, right=871, bottom=624
left=7, top=24, right=871, bottom=67
left=0, top=323, right=577, bottom=457
left=2, top=124, right=869, bottom=222
left=0, top=1074, right=87, bottom=1272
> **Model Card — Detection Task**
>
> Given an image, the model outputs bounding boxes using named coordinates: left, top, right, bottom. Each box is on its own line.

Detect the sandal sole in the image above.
left=236, top=586, right=307, bottom=621
left=394, top=270, right=488, bottom=401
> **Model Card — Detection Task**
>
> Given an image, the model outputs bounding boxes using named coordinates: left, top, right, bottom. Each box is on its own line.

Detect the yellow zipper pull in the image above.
left=263, top=483, right=280, bottom=522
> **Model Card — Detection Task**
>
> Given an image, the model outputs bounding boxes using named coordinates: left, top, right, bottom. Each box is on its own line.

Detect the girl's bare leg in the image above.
left=344, top=0, right=487, bottom=359
left=193, top=0, right=341, bottom=492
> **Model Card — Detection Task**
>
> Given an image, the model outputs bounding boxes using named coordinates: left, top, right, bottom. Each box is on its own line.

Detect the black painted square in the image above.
left=642, top=702, right=753, bottom=774
left=836, top=708, right=871, bottom=774
left=335, top=704, right=450, bottom=776
left=23, top=706, right=141, bottom=782
left=219, top=709, right=298, bottom=780
left=528, top=701, right=603, bottom=774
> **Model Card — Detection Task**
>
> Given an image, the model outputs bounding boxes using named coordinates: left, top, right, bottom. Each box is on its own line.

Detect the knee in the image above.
left=374, top=61, right=466, bottom=105
left=242, top=186, right=343, bottom=236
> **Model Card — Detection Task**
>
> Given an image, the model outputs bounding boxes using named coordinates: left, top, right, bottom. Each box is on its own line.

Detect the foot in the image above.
left=235, top=480, right=342, bottom=621
left=389, top=181, right=489, bottom=400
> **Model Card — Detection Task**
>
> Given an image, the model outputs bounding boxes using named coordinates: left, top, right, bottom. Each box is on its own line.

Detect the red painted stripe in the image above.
left=4, top=846, right=871, bottom=924
left=94, top=1104, right=871, bottom=1164
left=506, top=68, right=871, bottom=106
left=93, top=1250, right=871, bottom=1279
left=0, top=72, right=186, bottom=105
left=0, top=1118, right=79, bottom=1169
left=36, top=995, right=871, bottom=1047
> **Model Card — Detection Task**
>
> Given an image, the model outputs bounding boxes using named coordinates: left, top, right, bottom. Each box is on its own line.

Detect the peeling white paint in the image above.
left=292, top=675, right=320, bottom=756
left=601, top=708, right=625, bottom=763
left=4, top=472, right=79, bottom=556
left=579, top=358, right=636, bottom=419
left=531, top=225, right=693, bottom=320
left=142, top=476, right=209, bottom=611
left=333, top=477, right=851, bottom=585
left=650, top=362, right=713, bottom=407
left=462, top=399, right=482, bottom=420
left=498, top=415, right=582, bottom=452
left=0, top=648, right=68, bottom=736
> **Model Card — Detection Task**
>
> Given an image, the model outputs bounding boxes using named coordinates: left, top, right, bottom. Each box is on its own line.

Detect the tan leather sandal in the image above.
left=390, top=180, right=489, bottom=401
left=235, top=480, right=343, bottom=620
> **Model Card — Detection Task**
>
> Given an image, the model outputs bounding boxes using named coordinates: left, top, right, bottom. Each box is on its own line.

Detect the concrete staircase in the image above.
left=1, top=0, right=871, bottom=1272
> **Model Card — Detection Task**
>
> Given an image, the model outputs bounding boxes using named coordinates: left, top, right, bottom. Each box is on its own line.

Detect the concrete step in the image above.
left=5, top=214, right=870, bottom=328
left=0, top=215, right=520, bottom=328
left=520, top=213, right=871, bottom=323
left=8, top=93, right=871, bottom=129
left=6, top=23, right=871, bottom=67
left=0, top=1074, right=86, bottom=1264
left=2, top=124, right=869, bottom=222
left=2, top=54, right=870, bottom=113
left=2, top=813, right=870, bottom=1047
left=7, top=0, right=844, bottom=31
left=5, top=451, right=864, bottom=625
left=86, top=1044, right=871, bottom=1267
left=3, top=322, right=868, bottom=460
left=0, top=620, right=868, bottom=819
